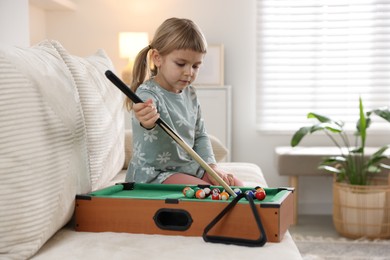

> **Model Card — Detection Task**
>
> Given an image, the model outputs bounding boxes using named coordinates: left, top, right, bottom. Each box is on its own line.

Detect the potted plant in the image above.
left=290, top=97, right=390, bottom=238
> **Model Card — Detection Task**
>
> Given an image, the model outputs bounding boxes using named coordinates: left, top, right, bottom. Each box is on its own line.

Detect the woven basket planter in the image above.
left=333, top=178, right=390, bottom=239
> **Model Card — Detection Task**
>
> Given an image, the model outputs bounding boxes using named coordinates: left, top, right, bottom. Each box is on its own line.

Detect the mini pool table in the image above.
left=75, top=183, right=294, bottom=244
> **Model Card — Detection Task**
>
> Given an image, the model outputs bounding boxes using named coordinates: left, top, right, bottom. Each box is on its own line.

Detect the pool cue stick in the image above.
left=105, top=70, right=237, bottom=197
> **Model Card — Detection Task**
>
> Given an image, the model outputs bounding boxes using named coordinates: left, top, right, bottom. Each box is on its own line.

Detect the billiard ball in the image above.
left=220, top=191, right=230, bottom=200
left=195, top=189, right=206, bottom=199
left=234, top=188, right=242, bottom=195
left=255, top=186, right=265, bottom=191
left=212, top=188, right=220, bottom=195
left=182, top=186, right=191, bottom=196
left=255, top=186, right=265, bottom=192
left=255, top=187, right=266, bottom=200
left=245, top=190, right=255, bottom=200
left=203, top=187, right=211, bottom=197
left=211, top=193, right=221, bottom=200
left=185, top=188, right=195, bottom=198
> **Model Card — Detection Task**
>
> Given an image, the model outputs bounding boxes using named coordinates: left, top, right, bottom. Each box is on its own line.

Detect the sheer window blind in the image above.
left=256, top=0, right=390, bottom=132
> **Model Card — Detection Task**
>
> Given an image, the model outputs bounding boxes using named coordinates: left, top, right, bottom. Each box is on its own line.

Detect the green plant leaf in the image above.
left=351, top=147, right=363, bottom=153
left=308, top=113, right=344, bottom=127
left=290, top=126, right=312, bottom=147
left=312, top=122, right=343, bottom=133
left=379, top=163, right=390, bottom=170
left=374, top=145, right=390, bottom=155
left=368, top=107, right=390, bottom=122
left=318, top=165, right=342, bottom=174
left=321, top=156, right=347, bottom=164
left=367, top=145, right=390, bottom=164
left=307, top=112, right=331, bottom=122
left=367, top=155, right=388, bottom=165
left=367, top=165, right=381, bottom=173
left=358, top=97, right=367, bottom=149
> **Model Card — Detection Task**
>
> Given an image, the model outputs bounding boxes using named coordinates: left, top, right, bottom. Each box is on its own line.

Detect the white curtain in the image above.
left=256, top=0, right=390, bottom=132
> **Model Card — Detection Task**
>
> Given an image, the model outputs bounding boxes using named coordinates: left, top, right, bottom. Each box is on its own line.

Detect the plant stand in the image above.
left=333, top=177, right=390, bottom=239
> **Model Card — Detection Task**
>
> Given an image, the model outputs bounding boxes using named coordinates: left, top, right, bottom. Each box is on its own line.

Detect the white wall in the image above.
left=29, top=4, right=46, bottom=45
left=0, top=0, right=29, bottom=47
left=14, top=0, right=390, bottom=215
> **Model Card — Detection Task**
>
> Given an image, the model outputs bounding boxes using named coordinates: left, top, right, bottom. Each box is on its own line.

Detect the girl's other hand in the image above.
left=206, top=164, right=236, bottom=186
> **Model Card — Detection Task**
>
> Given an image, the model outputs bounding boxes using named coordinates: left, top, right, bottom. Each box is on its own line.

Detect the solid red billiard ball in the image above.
left=255, top=189, right=266, bottom=201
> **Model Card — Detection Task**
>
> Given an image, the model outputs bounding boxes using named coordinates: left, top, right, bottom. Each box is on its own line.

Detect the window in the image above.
left=256, top=0, right=390, bottom=132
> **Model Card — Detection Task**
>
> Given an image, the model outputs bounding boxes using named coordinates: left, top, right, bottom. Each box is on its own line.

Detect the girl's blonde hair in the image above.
left=125, top=17, right=208, bottom=110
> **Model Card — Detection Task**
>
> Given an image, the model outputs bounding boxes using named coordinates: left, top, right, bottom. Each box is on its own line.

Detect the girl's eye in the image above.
left=176, top=62, right=185, bottom=67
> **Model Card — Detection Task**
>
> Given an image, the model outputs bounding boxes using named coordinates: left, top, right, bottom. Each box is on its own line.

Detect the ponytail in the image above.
left=124, top=45, right=154, bottom=110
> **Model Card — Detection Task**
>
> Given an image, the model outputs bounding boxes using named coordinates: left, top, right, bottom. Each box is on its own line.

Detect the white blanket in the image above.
left=33, top=226, right=302, bottom=259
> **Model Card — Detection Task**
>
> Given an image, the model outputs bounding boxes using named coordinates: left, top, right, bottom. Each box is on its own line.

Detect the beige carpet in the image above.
left=292, top=234, right=390, bottom=260
left=290, top=215, right=390, bottom=260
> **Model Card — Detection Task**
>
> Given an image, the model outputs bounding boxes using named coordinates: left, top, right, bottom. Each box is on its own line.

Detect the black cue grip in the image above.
left=104, top=70, right=173, bottom=134
left=105, top=70, right=143, bottom=104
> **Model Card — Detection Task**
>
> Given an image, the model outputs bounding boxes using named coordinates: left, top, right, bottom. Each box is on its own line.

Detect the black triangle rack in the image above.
left=202, top=192, right=267, bottom=247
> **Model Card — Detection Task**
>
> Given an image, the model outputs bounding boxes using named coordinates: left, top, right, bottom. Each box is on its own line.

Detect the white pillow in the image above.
left=51, top=41, right=125, bottom=190
left=0, top=40, right=90, bottom=259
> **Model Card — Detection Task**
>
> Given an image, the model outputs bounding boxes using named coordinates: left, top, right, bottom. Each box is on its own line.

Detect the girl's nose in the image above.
left=184, top=65, right=194, bottom=76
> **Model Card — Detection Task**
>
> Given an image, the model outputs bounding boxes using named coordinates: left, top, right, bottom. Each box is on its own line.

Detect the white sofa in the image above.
left=0, top=40, right=302, bottom=260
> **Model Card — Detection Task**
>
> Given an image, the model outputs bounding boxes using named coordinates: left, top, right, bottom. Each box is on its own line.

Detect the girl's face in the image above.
left=152, top=49, right=205, bottom=93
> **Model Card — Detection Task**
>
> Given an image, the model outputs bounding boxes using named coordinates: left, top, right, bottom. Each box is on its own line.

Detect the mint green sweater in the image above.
left=126, top=79, right=216, bottom=184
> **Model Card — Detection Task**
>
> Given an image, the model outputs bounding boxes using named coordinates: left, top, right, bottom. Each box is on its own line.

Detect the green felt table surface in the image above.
left=88, top=183, right=289, bottom=205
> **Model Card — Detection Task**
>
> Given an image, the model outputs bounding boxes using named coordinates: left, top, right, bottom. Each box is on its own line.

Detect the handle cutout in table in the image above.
left=154, top=208, right=193, bottom=231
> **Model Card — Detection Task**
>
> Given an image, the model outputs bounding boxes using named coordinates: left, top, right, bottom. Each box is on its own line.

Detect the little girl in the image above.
left=125, top=17, right=243, bottom=187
